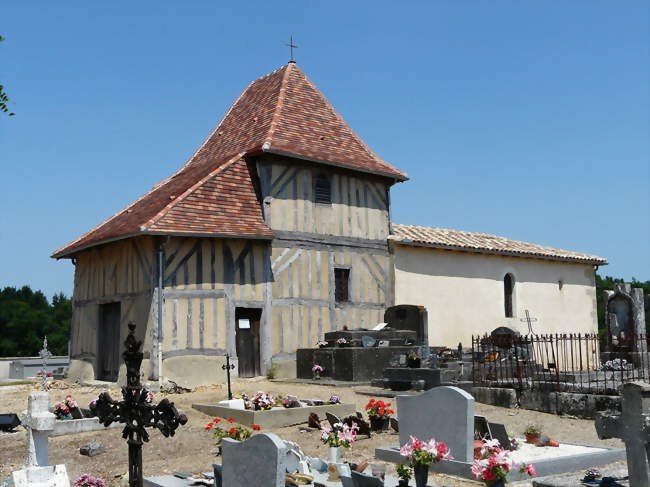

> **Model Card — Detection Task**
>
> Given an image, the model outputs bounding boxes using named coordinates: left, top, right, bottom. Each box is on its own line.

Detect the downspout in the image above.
left=157, top=242, right=165, bottom=385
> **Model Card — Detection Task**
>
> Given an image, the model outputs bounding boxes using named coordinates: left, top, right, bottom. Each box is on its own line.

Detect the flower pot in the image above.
left=313, top=371, right=321, bottom=380
left=525, top=433, right=540, bottom=444
left=413, top=464, right=429, bottom=487
left=407, top=358, right=421, bottom=368
left=398, top=481, right=409, bottom=487
left=487, top=480, right=505, bottom=487
left=369, top=416, right=389, bottom=432
left=212, top=464, right=222, bottom=487
left=328, top=446, right=340, bottom=464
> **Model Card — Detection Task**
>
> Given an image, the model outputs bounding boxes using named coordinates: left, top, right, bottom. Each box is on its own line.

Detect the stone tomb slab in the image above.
left=375, top=386, right=626, bottom=480
left=191, top=402, right=355, bottom=428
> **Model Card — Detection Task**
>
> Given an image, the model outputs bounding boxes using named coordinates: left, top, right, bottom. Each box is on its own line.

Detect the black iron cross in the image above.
left=222, top=354, right=235, bottom=400
left=95, top=323, right=187, bottom=487
left=286, top=35, right=298, bottom=63
left=520, top=309, right=538, bottom=334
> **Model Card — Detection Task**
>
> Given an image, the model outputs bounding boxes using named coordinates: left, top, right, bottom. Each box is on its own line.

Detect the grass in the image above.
left=0, top=380, right=35, bottom=387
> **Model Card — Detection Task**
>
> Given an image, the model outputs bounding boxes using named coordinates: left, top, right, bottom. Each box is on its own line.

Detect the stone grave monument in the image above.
left=596, top=381, right=650, bottom=486
left=603, top=283, right=647, bottom=365
left=221, top=433, right=288, bottom=487
left=376, top=386, right=626, bottom=479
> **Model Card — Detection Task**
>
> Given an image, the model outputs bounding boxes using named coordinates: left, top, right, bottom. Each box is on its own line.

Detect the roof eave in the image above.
left=262, top=147, right=409, bottom=182
left=52, top=229, right=274, bottom=259
left=390, top=239, right=608, bottom=266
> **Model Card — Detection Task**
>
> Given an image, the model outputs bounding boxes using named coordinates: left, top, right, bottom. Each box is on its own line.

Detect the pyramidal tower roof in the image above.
left=53, top=63, right=407, bottom=258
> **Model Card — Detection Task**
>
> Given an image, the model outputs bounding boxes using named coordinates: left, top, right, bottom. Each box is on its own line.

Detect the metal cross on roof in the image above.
left=38, top=336, right=52, bottom=391
left=94, top=323, right=187, bottom=487
left=286, top=35, right=298, bottom=63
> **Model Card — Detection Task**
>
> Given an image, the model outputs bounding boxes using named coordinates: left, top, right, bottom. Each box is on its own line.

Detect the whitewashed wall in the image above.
left=393, top=244, right=598, bottom=347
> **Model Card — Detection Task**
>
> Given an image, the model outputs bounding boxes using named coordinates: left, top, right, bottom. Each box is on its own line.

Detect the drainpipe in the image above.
left=157, top=242, right=164, bottom=385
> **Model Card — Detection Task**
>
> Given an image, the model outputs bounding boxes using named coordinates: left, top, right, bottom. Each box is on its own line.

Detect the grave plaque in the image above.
left=397, top=386, right=474, bottom=462
left=221, top=433, right=287, bottom=487
left=474, top=416, right=492, bottom=441
left=488, top=422, right=510, bottom=450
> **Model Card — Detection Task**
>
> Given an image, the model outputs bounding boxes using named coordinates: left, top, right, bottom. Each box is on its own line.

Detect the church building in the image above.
left=53, top=62, right=606, bottom=386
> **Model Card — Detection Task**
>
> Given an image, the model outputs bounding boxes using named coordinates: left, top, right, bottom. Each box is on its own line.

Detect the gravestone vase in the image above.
left=370, top=417, right=389, bottom=432
left=328, top=446, right=340, bottom=464
left=313, top=371, right=321, bottom=380
left=413, top=464, right=429, bottom=487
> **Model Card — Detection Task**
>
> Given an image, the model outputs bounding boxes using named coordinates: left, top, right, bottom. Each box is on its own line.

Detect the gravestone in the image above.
left=596, top=381, right=650, bottom=486
left=603, top=284, right=647, bottom=363
left=221, top=433, right=287, bottom=487
left=397, top=386, right=474, bottom=462
left=350, top=470, right=383, bottom=487
left=474, top=415, right=492, bottom=441
left=326, top=412, right=342, bottom=428
left=384, top=305, right=428, bottom=345
left=488, top=422, right=510, bottom=450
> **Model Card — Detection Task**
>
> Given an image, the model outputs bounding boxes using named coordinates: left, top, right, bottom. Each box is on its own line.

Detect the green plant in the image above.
left=407, top=350, right=421, bottom=360
left=396, top=463, right=412, bottom=481
left=524, top=424, right=541, bottom=436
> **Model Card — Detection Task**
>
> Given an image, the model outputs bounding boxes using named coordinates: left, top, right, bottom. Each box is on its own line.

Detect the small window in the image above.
left=504, top=273, right=515, bottom=317
left=314, top=174, right=332, bottom=205
left=334, top=268, right=350, bottom=303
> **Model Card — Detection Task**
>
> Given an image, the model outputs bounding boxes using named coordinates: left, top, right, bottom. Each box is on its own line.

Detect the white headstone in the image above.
left=11, top=465, right=70, bottom=487
left=20, top=392, right=56, bottom=467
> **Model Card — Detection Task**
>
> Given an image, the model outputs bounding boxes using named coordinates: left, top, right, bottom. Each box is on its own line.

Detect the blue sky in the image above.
left=1, top=1, right=648, bottom=299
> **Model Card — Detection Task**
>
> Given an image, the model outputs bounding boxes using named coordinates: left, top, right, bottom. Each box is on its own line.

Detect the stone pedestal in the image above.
left=20, top=392, right=56, bottom=467
left=11, top=465, right=70, bottom=487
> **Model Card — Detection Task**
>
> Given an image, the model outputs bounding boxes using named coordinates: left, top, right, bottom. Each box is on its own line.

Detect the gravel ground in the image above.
left=0, top=379, right=625, bottom=486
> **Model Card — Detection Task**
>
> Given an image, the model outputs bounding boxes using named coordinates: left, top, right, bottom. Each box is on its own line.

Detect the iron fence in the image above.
left=471, top=333, right=650, bottom=395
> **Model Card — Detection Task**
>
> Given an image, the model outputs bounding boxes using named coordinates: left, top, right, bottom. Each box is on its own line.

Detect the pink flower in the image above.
left=399, top=443, right=414, bottom=458
left=525, top=464, right=536, bottom=476
left=435, top=441, right=450, bottom=459
left=471, top=460, right=486, bottom=478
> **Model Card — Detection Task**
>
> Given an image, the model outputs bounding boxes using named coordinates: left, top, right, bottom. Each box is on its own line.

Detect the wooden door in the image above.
left=235, top=308, right=262, bottom=377
left=98, top=302, right=121, bottom=381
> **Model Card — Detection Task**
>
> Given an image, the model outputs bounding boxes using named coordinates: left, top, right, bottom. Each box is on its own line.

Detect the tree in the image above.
left=0, top=286, right=71, bottom=356
left=0, top=35, right=15, bottom=116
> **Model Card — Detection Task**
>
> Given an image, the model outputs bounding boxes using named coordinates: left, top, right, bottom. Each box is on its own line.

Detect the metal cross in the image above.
left=222, top=354, right=236, bottom=400
left=38, top=336, right=52, bottom=391
left=520, top=309, right=538, bottom=334
left=94, top=323, right=187, bottom=487
left=286, top=35, right=298, bottom=63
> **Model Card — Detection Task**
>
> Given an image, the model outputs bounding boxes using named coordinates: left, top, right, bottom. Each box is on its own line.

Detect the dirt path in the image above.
left=0, top=379, right=623, bottom=486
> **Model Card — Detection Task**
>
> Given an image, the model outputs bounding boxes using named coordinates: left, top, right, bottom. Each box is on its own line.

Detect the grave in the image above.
left=595, top=381, right=650, bottom=486
left=192, top=401, right=355, bottom=428
left=296, top=305, right=428, bottom=382
left=602, top=283, right=648, bottom=367
left=375, top=386, right=627, bottom=480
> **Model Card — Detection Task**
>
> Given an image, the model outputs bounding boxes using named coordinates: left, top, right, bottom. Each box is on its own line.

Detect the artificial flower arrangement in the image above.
left=312, top=364, right=324, bottom=376
left=282, top=396, right=301, bottom=408
left=320, top=422, right=359, bottom=448
left=471, top=439, right=535, bottom=486
left=240, top=391, right=275, bottom=410
left=582, top=468, right=602, bottom=482
left=73, top=474, right=105, bottom=487
left=328, top=395, right=340, bottom=404
left=54, top=394, right=79, bottom=420
left=205, top=417, right=261, bottom=453
left=336, top=337, right=348, bottom=346
left=523, top=424, right=541, bottom=444
left=364, top=398, right=394, bottom=418
left=396, top=463, right=412, bottom=487
left=400, top=436, right=451, bottom=487
left=316, top=340, right=329, bottom=348
left=36, top=369, right=53, bottom=377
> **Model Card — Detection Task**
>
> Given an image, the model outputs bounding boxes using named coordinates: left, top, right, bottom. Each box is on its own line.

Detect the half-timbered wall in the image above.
left=159, top=237, right=269, bottom=361
left=256, top=155, right=391, bottom=240
left=70, top=237, right=156, bottom=371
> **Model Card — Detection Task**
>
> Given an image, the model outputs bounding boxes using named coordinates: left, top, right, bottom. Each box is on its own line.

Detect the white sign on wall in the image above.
left=238, top=319, right=250, bottom=329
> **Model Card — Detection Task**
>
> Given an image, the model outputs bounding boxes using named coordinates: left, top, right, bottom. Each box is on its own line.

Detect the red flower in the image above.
left=227, top=418, right=236, bottom=423
left=252, top=424, right=261, bottom=431
left=228, top=428, right=238, bottom=435
left=204, top=422, right=214, bottom=430
left=482, top=469, right=496, bottom=482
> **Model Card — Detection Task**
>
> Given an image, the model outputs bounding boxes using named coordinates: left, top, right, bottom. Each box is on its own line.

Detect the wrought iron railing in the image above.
left=471, top=333, right=650, bottom=395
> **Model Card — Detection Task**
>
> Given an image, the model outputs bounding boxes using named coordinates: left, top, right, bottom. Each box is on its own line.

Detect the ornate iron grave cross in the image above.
left=520, top=309, right=538, bottom=334
left=38, top=336, right=52, bottom=391
left=222, top=354, right=235, bottom=400
left=95, top=323, right=187, bottom=487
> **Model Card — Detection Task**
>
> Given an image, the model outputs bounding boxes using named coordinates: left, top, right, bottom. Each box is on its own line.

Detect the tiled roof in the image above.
left=390, top=224, right=607, bottom=265
left=53, top=63, right=406, bottom=258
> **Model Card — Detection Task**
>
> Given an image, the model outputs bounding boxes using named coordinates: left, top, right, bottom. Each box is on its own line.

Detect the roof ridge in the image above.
left=263, top=63, right=292, bottom=149
left=180, top=65, right=288, bottom=171
left=296, top=66, right=406, bottom=178
left=141, top=152, right=246, bottom=230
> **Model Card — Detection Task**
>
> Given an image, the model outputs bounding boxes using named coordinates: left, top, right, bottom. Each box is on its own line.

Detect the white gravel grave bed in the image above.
left=510, top=439, right=607, bottom=463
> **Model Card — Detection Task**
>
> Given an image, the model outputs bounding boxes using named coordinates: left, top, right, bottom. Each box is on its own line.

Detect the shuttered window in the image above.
left=314, top=174, right=332, bottom=205
left=334, top=268, right=350, bottom=303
